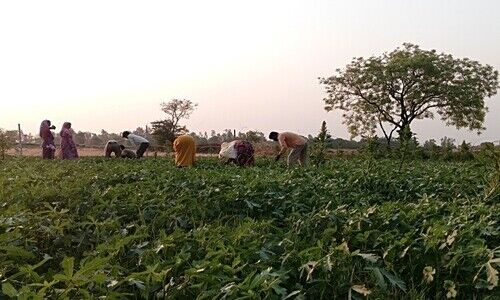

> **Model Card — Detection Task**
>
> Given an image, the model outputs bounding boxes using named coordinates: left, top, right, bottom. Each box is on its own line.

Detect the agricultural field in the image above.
left=0, top=156, right=498, bottom=299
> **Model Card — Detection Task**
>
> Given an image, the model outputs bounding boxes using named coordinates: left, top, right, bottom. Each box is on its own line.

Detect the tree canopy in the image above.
left=320, top=43, right=499, bottom=144
left=151, top=99, right=197, bottom=146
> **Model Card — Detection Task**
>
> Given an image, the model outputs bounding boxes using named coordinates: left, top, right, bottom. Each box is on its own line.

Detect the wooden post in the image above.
left=18, top=123, right=23, bottom=156
left=145, top=124, right=149, bottom=157
left=234, top=129, right=236, bottom=139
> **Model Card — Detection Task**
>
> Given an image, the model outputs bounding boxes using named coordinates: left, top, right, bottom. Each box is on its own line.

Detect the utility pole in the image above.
left=18, top=123, right=23, bottom=156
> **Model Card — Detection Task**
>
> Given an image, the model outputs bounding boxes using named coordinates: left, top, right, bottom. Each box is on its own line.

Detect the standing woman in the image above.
left=40, top=120, right=56, bottom=159
left=59, top=122, right=78, bottom=159
left=173, top=134, right=196, bottom=167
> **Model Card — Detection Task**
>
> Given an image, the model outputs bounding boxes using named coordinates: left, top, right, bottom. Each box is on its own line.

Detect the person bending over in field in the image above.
left=219, top=140, right=255, bottom=167
left=104, top=140, right=122, bottom=158
left=120, top=145, right=137, bottom=159
left=173, top=134, right=196, bottom=167
left=269, top=131, right=308, bottom=167
left=60, top=122, right=79, bottom=159
left=122, top=131, right=150, bottom=158
left=40, top=120, right=56, bottom=159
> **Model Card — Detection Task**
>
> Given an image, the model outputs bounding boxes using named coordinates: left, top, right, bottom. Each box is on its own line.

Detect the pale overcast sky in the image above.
left=0, top=0, right=499, bottom=144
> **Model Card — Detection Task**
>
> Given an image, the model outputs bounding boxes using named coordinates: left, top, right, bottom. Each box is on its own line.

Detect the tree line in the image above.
left=1, top=43, right=499, bottom=158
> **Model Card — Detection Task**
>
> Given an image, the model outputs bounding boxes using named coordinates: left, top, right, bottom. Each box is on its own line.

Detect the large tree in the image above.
left=160, top=99, right=197, bottom=132
left=320, top=43, right=499, bottom=145
left=151, top=99, right=197, bottom=146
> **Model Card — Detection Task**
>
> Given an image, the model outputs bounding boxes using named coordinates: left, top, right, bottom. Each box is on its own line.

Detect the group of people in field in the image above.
left=40, top=120, right=79, bottom=160
left=39, top=120, right=309, bottom=167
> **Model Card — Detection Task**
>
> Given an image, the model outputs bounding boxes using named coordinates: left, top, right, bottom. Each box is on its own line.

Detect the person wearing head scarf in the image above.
left=40, top=120, right=56, bottom=159
left=219, top=140, right=254, bottom=167
left=173, top=134, right=196, bottom=167
left=59, top=122, right=78, bottom=159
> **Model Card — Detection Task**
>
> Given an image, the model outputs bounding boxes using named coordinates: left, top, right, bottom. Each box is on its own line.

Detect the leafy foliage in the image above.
left=320, top=43, right=499, bottom=143
left=310, top=121, right=331, bottom=166
left=0, top=129, right=15, bottom=159
left=152, top=99, right=197, bottom=146
left=0, top=157, right=498, bottom=298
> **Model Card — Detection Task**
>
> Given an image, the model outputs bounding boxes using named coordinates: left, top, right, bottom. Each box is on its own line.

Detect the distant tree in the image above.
left=330, top=138, right=363, bottom=149
left=440, top=136, right=456, bottom=150
left=192, top=132, right=208, bottom=145
left=440, top=136, right=456, bottom=160
left=0, top=129, right=14, bottom=159
left=152, top=99, right=197, bottom=146
left=320, top=43, right=499, bottom=146
left=208, top=131, right=221, bottom=144
left=99, top=129, right=109, bottom=141
left=133, top=127, right=153, bottom=142
left=244, top=131, right=266, bottom=143
left=89, top=134, right=102, bottom=147
left=221, top=129, right=235, bottom=141
left=423, top=139, right=437, bottom=150
left=151, top=120, right=187, bottom=146
left=160, top=99, right=197, bottom=132
left=74, top=131, right=86, bottom=145
left=459, top=141, right=474, bottom=160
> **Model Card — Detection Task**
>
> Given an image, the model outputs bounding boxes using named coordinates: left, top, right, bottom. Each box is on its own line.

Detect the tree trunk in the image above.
left=398, top=124, right=413, bottom=143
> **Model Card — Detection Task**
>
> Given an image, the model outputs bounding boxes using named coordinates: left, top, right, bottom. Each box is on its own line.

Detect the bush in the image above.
left=0, top=128, right=14, bottom=159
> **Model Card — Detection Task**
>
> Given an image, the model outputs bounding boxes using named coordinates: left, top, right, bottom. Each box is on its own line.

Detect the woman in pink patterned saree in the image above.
left=59, top=122, right=78, bottom=159
left=40, top=120, right=56, bottom=159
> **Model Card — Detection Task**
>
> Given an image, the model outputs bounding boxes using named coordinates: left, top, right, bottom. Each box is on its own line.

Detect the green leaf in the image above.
left=367, top=267, right=387, bottom=290
left=379, top=268, right=406, bottom=292
left=2, top=282, right=18, bottom=297
left=62, top=257, right=74, bottom=278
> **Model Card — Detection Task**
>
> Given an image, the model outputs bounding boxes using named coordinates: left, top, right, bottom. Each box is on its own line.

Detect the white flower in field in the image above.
left=446, top=230, right=458, bottom=246
left=446, top=287, right=457, bottom=299
left=107, top=280, right=119, bottom=288
left=154, top=244, right=165, bottom=253
left=221, top=282, right=236, bottom=293
left=486, top=261, right=498, bottom=290
left=300, top=261, right=318, bottom=282
left=336, top=241, right=350, bottom=254
left=351, top=284, right=372, bottom=296
left=440, top=229, right=458, bottom=249
left=444, top=281, right=457, bottom=299
left=423, top=266, right=436, bottom=283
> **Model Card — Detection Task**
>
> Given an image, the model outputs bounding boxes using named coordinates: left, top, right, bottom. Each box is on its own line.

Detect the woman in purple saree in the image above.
left=60, top=122, right=78, bottom=159
left=40, top=120, right=56, bottom=159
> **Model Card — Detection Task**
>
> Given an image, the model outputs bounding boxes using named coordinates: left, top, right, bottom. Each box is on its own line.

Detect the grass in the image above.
left=0, top=156, right=498, bottom=299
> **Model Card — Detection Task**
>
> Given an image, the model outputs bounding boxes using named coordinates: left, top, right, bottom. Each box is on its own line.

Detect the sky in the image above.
left=0, top=0, right=499, bottom=144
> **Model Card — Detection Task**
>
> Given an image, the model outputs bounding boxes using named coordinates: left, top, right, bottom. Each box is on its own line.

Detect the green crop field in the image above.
left=0, top=157, right=498, bottom=299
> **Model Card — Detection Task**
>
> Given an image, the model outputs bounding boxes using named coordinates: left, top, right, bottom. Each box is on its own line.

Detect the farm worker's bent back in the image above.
left=269, top=131, right=308, bottom=167
left=173, top=135, right=196, bottom=167
left=122, top=131, right=150, bottom=158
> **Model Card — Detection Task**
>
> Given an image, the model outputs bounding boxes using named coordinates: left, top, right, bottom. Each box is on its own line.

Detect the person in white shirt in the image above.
left=122, top=131, right=150, bottom=158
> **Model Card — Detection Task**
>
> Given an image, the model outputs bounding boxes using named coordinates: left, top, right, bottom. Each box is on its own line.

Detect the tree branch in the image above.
left=351, top=85, right=401, bottom=128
